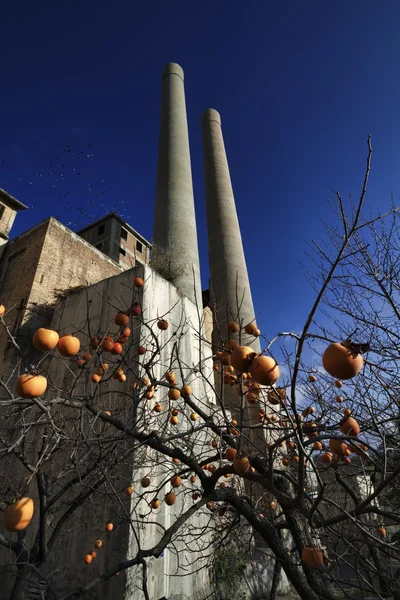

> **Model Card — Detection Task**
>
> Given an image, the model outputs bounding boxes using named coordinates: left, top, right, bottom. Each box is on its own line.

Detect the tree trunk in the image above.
left=226, top=489, right=336, bottom=600
left=282, top=506, right=336, bottom=600
left=10, top=565, right=35, bottom=600
left=269, top=559, right=282, bottom=600
left=366, top=539, right=394, bottom=597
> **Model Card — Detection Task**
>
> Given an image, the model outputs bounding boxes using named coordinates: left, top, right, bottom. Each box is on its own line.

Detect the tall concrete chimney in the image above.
left=152, top=63, right=201, bottom=307
left=201, top=109, right=260, bottom=351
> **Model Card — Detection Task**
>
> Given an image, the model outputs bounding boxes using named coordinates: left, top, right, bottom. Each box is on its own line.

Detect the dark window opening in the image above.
left=96, top=243, right=103, bottom=251
left=136, top=240, right=143, bottom=253
left=40, top=274, right=45, bottom=284
left=119, top=247, right=126, bottom=256
left=121, top=228, right=128, bottom=241
left=97, top=224, right=105, bottom=236
left=0, top=205, right=5, bottom=219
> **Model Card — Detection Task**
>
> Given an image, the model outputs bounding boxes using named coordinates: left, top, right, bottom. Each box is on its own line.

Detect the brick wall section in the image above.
left=0, top=217, right=122, bottom=378
left=31, top=217, right=122, bottom=315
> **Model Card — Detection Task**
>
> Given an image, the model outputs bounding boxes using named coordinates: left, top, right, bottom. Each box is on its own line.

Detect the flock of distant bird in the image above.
left=0, top=140, right=133, bottom=230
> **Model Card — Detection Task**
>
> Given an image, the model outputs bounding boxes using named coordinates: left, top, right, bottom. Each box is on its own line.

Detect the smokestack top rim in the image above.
left=162, top=63, right=184, bottom=81
left=201, top=108, right=221, bottom=127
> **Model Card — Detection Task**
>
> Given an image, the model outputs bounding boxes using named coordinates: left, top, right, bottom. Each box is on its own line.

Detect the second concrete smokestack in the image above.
left=201, top=109, right=259, bottom=350
left=152, top=63, right=201, bottom=308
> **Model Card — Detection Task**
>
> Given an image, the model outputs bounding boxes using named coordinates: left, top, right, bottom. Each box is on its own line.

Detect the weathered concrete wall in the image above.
left=34, top=264, right=215, bottom=600
left=0, top=217, right=122, bottom=377
left=0, top=263, right=289, bottom=600
left=0, top=219, right=124, bottom=597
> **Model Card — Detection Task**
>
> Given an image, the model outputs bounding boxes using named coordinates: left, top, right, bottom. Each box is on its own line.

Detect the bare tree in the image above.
left=1, top=137, right=400, bottom=600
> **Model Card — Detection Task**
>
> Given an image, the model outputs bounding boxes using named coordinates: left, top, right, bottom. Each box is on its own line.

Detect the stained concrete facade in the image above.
left=4, top=263, right=214, bottom=600
left=77, top=213, right=151, bottom=270
left=153, top=63, right=202, bottom=308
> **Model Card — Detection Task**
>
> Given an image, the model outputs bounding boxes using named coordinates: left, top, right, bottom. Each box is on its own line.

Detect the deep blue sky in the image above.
left=1, top=1, right=399, bottom=338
